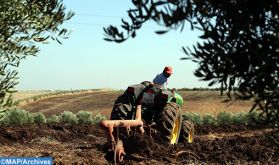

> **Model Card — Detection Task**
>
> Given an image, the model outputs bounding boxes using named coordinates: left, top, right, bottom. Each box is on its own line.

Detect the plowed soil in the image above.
left=0, top=124, right=278, bottom=164
left=5, top=91, right=277, bottom=164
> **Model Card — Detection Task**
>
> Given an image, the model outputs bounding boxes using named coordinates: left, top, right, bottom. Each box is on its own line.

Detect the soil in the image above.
left=19, top=91, right=123, bottom=117
left=0, top=124, right=278, bottom=165
left=5, top=91, right=277, bottom=164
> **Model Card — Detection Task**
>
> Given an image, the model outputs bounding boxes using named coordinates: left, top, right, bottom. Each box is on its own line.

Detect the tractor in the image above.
left=100, top=81, right=194, bottom=163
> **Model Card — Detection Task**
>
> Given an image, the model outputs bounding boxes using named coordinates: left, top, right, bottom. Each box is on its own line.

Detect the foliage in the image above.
left=60, top=111, right=78, bottom=124
left=104, top=0, right=279, bottom=130
left=33, top=112, right=46, bottom=124
left=76, top=111, right=94, bottom=124
left=231, top=112, right=249, bottom=125
left=92, top=113, right=107, bottom=124
left=202, top=113, right=217, bottom=125
left=46, top=114, right=61, bottom=123
left=0, top=108, right=258, bottom=126
left=183, top=112, right=202, bottom=125
left=0, top=0, right=74, bottom=110
left=0, top=108, right=6, bottom=121
left=183, top=112, right=259, bottom=126
left=247, top=111, right=260, bottom=126
left=217, top=112, right=233, bottom=125
left=0, top=109, right=106, bottom=125
left=0, top=108, right=34, bottom=125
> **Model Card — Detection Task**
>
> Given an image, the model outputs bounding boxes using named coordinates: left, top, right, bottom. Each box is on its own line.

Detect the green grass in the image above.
left=33, top=112, right=47, bottom=124
left=46, top=114, right=61, bottom=123
left=0, top=108, right=34, bottom=125
left=0, top=108, right=107, bottom=125
left=60, top=111, right=78, bottom=124
left=77, top=111, right=94, bottom=124
left=1, top=108, right=259, bottom=126
left=183, top=111, right=259, bottom=126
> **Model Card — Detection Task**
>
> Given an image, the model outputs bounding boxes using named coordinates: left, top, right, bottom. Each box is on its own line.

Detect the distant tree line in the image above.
left=178, top=87, right=224, bottom=91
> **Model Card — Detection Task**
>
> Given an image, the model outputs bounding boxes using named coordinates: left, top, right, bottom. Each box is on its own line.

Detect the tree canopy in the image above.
left=104, top=0, right=279, bottom=130
left=0, top=0, right=74, bottom=109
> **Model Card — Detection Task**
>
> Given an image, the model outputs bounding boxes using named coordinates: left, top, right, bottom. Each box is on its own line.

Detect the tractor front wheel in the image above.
left=179, top=120, right=194, bottom=143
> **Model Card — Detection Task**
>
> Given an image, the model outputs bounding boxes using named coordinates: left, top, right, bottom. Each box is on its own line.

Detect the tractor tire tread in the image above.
left=156, top=102, right=182, bottom=143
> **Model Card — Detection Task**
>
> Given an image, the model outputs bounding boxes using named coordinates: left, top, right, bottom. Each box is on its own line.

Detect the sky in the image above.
left=17, top=0, right=212, bottom=90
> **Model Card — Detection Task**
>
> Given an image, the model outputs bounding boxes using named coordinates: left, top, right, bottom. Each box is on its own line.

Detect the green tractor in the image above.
left=110, top=81, right=194, bottom=144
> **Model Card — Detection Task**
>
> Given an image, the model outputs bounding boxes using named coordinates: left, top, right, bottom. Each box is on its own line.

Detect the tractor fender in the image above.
left=159, top=90, right=184, bottom=107
left=169, top=93, right=184, bottom=107
left=126, top=83, right=145, bottom=99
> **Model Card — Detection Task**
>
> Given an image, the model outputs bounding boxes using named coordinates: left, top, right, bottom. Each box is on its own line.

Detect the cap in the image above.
left=163, top=66, right=173, bottom=74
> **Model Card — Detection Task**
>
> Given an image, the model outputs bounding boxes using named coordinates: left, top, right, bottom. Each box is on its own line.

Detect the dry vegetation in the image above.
left=13, top=90, right=56, bottom=101
left=182, top=91, right=253, bottom=115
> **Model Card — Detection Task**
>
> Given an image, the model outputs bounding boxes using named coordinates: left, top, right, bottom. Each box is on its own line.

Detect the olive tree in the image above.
left=103, top=0, right=279, bottom=130
left=0, top=0, right=74, bottom=111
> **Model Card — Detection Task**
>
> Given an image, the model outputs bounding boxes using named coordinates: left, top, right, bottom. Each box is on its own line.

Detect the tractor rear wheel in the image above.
left=110, top=93, right=134, bottom=120
left=179, top=120, right=194, bottom=143
left=156, top=102, right=182, bottom=144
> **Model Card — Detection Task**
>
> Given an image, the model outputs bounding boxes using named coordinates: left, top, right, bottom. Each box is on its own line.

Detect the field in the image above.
left=16, top=90, right=253, bottom=117
left=1, top=90, right=278, bottom=164
left=13, top=90, right=57, bottom=101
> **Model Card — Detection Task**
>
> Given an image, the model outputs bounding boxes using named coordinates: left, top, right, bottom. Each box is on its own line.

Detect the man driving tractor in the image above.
left=153, top=66, right=173, bottom=89
left=135, top=66, right=174, bottom=124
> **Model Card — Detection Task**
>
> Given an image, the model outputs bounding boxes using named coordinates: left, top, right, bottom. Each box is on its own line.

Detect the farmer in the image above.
left=153, top=66, right=173, bottom=89
left=133, top=66, right=173, bottom=124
